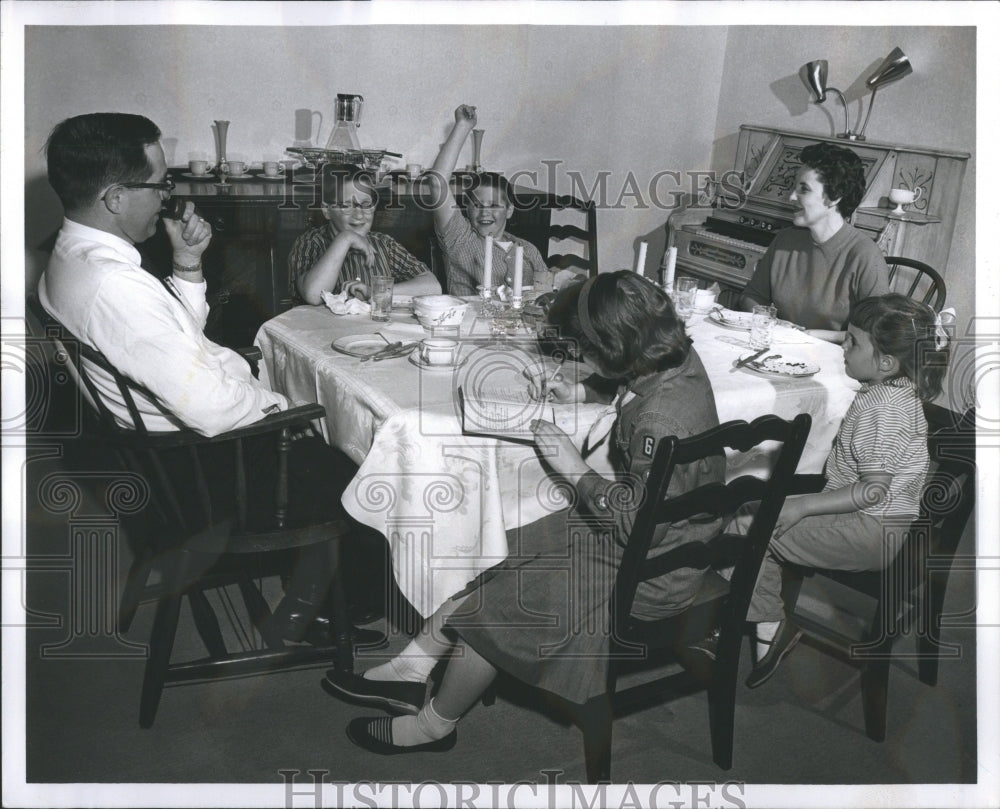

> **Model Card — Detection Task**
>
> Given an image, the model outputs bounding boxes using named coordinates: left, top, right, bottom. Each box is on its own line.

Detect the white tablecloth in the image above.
left=256, top=303, right=857, bottom=617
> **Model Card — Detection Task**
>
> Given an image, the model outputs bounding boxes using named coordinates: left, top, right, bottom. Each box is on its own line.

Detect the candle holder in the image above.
left=477, top=285, right=504, bottom=317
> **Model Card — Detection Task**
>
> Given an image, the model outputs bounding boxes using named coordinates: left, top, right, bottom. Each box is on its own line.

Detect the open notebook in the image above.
left=458, top=384, right=555, bottom=445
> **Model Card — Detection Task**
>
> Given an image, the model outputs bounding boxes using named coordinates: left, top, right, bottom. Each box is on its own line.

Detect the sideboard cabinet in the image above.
left=138, top=174, right=557, bottom=348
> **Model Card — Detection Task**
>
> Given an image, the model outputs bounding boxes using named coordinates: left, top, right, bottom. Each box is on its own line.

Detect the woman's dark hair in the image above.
left=849, top=294, right=950, bottom=401
left=544, top=270, right=691, bottom=380
left=799, top=142, right=867, bottom=218
left=319, top=163, right=378, bottom=206
left=46, top=113, right=162, bottom=211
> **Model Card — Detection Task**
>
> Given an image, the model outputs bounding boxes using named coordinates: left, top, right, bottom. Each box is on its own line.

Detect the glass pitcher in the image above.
left=326, top=93, right=364, bottom=153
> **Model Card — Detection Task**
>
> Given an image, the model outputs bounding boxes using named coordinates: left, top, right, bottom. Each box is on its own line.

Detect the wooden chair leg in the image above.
left=237, top=575, right=286, bottom=650
left=860, top=661, right=889, bottom=742
left=579, top=695, right=614, bottom=783
left=138, top=551, right=192, bottom=728
left=138, top=589, right=183, bottom=728
left=329, top=542, right=354, bottom=677
left=187, top=588, right=228, bottom=658
left=707, top=635, right=740, bottom=770
left=118, top=548, right=155, bottom=633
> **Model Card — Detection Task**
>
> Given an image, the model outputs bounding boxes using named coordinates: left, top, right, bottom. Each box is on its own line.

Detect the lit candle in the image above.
left=512, top=245, right=524, bottom=300
left=664, top=246, right=677, bottom=289
left=635, top=241, right=648, bottom=277
left=483, top=235, right=494, bottom=291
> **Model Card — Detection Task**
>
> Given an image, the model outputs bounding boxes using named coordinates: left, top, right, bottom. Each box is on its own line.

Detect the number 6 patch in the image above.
left=642, top=435, right=656, bottom=457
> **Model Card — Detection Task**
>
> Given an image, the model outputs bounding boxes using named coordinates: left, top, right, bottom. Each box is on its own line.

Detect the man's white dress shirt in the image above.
left=39, top=218, right=288, bottom=436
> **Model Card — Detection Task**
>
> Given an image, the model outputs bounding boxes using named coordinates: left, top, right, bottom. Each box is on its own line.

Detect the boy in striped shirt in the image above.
left=290, top=165, right=441, bottom=304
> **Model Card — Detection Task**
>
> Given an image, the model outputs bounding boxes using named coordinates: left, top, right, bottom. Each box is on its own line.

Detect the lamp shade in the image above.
left=866, top=47, right=912, bottom=90
left=804, top=59, right=829, bottom=102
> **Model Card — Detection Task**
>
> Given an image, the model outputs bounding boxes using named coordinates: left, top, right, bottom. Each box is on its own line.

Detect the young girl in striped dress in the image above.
left=744, top=293, right=951, bottom=687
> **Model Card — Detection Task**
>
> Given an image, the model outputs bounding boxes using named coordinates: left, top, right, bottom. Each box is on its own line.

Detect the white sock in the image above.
left=363, top=637, right=439, bottom=683
left=755, top=620, right=780, bottom=661
left=389, top=698, right=457, bottom=746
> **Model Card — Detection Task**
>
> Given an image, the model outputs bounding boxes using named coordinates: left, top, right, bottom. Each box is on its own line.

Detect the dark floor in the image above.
left=8, top=433, right=983, bottom=807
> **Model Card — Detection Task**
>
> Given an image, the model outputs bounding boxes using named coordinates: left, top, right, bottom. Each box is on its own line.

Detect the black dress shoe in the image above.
left=322, top=671, right=425, bottom=715
left=346, top=716, right=456, bottom=755
left=745, top=619, right=802, bottom=689
left=271, top=597, right=388, bottom=649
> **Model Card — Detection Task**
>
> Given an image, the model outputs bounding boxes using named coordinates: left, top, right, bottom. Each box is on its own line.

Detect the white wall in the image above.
left=711, top=26, right=977, bottom=408
left=24, top=25, right=728, bottom=276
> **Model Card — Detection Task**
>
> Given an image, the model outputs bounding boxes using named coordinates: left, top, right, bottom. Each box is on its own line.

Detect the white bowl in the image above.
left=412, top=294, right=465, bottom=313
left=415, top=301, right=469, bottom=329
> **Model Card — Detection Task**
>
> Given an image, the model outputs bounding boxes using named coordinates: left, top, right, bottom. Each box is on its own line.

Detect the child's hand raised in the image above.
left=455, top=105, right=477, bottom=126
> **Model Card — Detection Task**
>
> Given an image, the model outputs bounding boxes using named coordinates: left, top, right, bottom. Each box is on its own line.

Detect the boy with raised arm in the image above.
left=429, top=105, right=552, bottom=297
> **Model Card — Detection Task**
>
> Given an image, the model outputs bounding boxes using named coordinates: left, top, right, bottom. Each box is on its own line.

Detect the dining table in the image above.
left=255, top=299, right=859, bottom=618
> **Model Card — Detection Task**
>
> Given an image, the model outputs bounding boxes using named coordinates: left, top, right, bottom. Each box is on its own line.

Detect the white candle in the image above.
left=636, top=241, right=648, bottom=277
left=483, top=235, right=494, bottom=290
left=664, top=246, right=677, bottom=289
left=512, top=245, right=524, bottom=299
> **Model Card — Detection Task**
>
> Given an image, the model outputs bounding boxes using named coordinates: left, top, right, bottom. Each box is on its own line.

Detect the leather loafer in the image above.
left=271, top=597, right=388, bottom=649
left=745, top=619, right=802, bottom=689
left=346, top=716, right=456, bottom=755
left=322, top=671, right=425, bottom=715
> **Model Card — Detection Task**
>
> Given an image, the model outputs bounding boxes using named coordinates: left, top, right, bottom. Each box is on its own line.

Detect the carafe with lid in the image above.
left=326, top=93, right=364, bottom=153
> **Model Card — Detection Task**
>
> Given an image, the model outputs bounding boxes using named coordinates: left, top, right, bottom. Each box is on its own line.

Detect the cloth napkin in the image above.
left=321, top=289, right=370, bottom=316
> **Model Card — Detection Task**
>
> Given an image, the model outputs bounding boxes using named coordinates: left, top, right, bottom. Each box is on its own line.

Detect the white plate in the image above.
left=225, top=173, right=254, bottom=180
left=253, top=172, right=287, bottom=181
left=707, top=308, right=753, bottom=331
left=331, top=335, right=392, bottom=358
left=180, top=172, right=215, bottom=180
left=408, top=353, right=466, bottom=372
left=739, top=353, right=820, bottom=378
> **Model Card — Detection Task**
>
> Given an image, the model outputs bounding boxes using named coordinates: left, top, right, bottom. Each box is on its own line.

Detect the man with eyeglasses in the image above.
left=290, top=164, right=440, bottom=305
left=38, top=112, right=383, bottom=646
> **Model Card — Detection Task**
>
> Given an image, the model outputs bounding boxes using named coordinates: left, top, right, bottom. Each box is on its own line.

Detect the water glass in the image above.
left=673, top=277, right=699, bottom=320
left=749, top=304, right=777, bottom=350
left=370, top=276, right=394, bottom=322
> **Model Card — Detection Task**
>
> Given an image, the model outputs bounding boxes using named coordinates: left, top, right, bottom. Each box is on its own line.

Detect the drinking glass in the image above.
left=370, top=276, right=394, bottom=322
left=672, top=277, right=699, bottom=321
left=749, top=304, right=778, bottom=350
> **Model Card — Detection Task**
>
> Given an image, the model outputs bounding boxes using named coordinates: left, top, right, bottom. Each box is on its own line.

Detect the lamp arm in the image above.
left=857, top=86, right=879, bottom=140
left=827, top=86, right=853, bottom=138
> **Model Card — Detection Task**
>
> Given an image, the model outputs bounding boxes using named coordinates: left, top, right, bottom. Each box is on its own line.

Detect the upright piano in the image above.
left=666, top=124, right=969, bottom=296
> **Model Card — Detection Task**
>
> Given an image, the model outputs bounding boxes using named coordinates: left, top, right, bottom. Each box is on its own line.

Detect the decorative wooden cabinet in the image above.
left=139, top=174, right=558, bottom=348
left=666, top=124, right=969, bottom=298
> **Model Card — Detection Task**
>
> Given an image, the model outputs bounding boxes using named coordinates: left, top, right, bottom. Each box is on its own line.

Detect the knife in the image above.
left=731, top=347, right=769, bottom=372
left=372, top=341, right=420, bottom=362
left=360, top=341, right=402, bottom=362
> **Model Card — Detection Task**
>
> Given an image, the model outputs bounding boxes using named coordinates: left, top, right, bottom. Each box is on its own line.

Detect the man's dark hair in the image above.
left=46, top=113, right=162, bottom=211
left=798, top=142, right=867, bottom=218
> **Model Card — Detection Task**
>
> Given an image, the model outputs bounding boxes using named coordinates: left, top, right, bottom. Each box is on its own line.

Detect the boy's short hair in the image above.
left=319, top=163, right=378, bottom=206
left=466, top=171, right=513, bottom=206
left=46, top=112, right=162, bottom=211
left=545, top=270, right=690, bottom=379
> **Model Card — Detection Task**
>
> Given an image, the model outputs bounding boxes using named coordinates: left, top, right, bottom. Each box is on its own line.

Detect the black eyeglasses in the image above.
left=324, top=200, right=376, bottom=212
left=121, top=178, right=176, bottom=193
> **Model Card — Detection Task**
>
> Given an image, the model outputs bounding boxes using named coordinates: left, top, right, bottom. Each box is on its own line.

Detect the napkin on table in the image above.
left=321, top=289, right=370, bottom=316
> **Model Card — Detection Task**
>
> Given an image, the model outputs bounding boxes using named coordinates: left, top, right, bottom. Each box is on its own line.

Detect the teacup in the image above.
left=262, top=161, right=281, bottom=177
left=888, top=186, right=922, bottom=213
left=407, top=163, right=423, bottom=180
left=226, top=160, right=247, bottom=176
left=188, top=160, right=210, bottom=176
left=419, top=338, right=459, bottom=366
